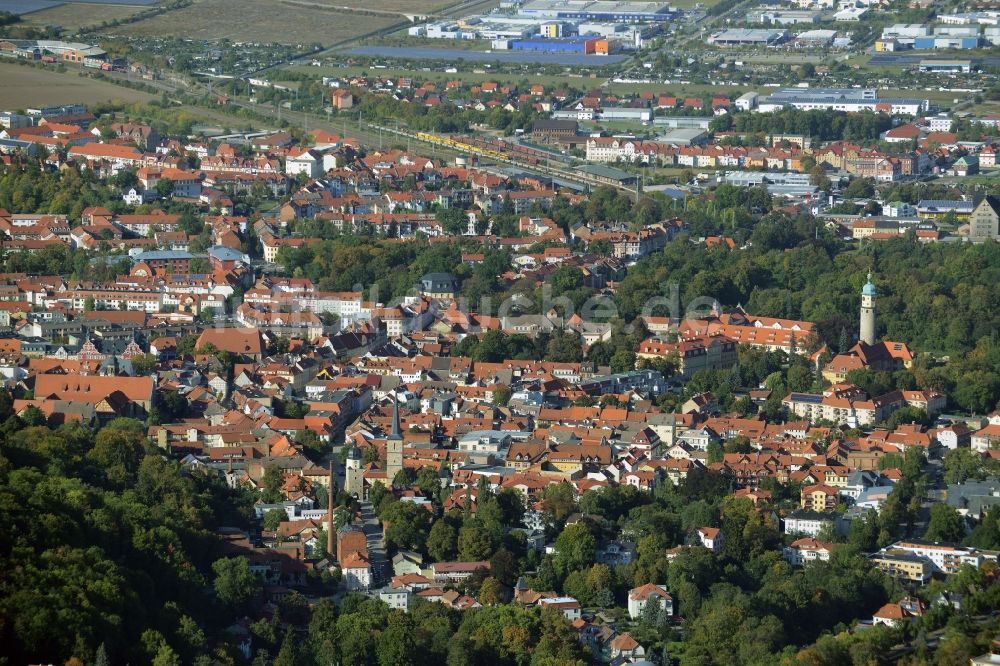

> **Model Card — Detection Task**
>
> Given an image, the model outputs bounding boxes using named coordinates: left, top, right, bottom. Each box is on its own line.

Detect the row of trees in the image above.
left=717, top=107, right=894, bottom=144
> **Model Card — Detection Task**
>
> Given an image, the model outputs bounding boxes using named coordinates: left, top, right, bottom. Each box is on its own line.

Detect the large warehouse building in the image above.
left=758, top=88, right=928, bottom=115
left=518, top=0, right=672, bottom=22
left=707, top=29, right=789, bottom=46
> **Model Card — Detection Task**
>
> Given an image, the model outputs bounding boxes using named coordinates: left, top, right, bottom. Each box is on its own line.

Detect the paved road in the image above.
left=359, top=501, right=390, bottom=588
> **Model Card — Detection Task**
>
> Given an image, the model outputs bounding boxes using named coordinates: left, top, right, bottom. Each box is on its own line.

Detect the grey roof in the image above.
left=846, top=470, right=881, bottom=486
left=134, top=250, right=194, bottom=262
left=946, top=477, right=1000, bottom=513
left=532, top=119, right=578, bottom=130
left=421, top=272, right=457, bottom=282
left=208, top=245, right=249, bottom=262
left=576, top=163, right=638, bottom=182
left=659, top=128, right=708, bottom=141
left=916, top=199, right=975, bottom=210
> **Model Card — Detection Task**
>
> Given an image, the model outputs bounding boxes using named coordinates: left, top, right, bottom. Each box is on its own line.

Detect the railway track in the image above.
left=370, top=124, right=637, bottom=193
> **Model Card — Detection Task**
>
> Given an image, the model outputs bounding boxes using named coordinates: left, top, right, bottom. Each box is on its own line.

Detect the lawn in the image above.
left=884, top=88, right=973, bottom=105
left=20, top=2, right=149, bottom=31
left=0, top=62, right=155, bottom=108
left=115, top=0, right=406, bottom=45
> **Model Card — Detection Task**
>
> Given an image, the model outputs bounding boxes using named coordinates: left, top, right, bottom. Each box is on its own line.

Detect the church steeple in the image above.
left=390, top=393, right=402, bottom=440
left=860, top=270, right=877, bottom=346
left=386, top=393, right=403, bottom=483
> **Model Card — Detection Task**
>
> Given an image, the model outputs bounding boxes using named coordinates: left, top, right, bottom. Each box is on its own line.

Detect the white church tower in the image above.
left=860, top=271, right=876, bottom=346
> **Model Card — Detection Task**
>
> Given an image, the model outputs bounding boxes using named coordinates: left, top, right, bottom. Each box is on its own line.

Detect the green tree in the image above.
left=261, top=464, right=284, bottom=504
left=368, top=481, right=388, bottom=512
left=427, top=519, right=458, bottom=562
left=610, top=349, right=637, bottom=373
left=212, top=557, right=261, bottom=610
left=554, top=523, right=596, bottom=575
left=542, top=481, right=578, bottom=524
left=492, top=385, right=511, bottom=407
left=457, top=524, right=494, bottom=561
left=943, top=447, right=996, bottom=484
left=377, top=613, right=416, bottom=666
left=479, top=576, right=504, bottom=605
left=155, top=178, right=174, bottom=200
left=382, top=500, right=430, bottom=553
left=924, top=503, right=965, bottom=543
left=20, top=405, right=46, bottom=427
left=545, top=331, right=584, bottom=363
left=152, top=644, right=181, bottom=666
left=262, top=508, right=286, bottom=532
left=88, top=424, right=146, bottom=487
left=274, top=628, right=304, bottom=666
left=130, top=353, right=157, bottom=376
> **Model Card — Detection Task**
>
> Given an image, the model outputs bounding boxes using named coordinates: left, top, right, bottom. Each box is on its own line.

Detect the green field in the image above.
left=0, top=62, right=155, bottom=109
left=885, top=88, right=975, bottom=105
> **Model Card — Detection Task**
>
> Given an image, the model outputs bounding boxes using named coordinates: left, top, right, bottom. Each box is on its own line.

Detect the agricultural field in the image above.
left=0, top=62, right=155, bottom=108
left=114, top=0, right=437, bottom=45
left=19, top=2, right=150, bottom=31
left=295, top=0, right=455, bottom=11
left=667, top=0, right=720, bottom=8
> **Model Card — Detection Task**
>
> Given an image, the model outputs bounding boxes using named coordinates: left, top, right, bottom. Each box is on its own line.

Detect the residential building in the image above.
left=696, top=527, right=722, bottom=552
left=783, top=510, right=835, bottom=537
left=783, top=538, right=834, bottom=566
left=871, top=550, right=933, bottom=583
left=628, top=583, right=673, bottom=619
left=378, top=585, right=412, bottom=612
left=341, top=551, right=373, bottom=590
left=969, top=196, right=1000, bottom=242
left=972, top=424, right=1000, bottom=452
left=885, top=539, right=992, bottom=574
left=800, top=484, right=839, bottom=511
left=537, top=596, right=582, bottom=621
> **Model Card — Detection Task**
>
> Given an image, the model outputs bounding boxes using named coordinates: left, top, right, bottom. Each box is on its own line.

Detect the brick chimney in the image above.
left=327, top=460, right=335, bottom=557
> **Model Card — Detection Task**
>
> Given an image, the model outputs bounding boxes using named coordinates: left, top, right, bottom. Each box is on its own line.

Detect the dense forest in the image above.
left=0, top=407, right=255, bottom=664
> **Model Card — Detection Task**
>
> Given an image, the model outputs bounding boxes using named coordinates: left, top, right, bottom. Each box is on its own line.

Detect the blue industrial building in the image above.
left=913, top=36, right=981, bottom=49
left=508, top=38, right=596, bottom=52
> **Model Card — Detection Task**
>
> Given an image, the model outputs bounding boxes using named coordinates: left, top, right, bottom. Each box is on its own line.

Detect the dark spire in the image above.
left=390, top=393, right=402, bottom=440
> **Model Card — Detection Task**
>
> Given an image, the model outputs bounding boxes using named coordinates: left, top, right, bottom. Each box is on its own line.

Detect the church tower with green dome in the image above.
left=860, top=271, right=876, bottom=346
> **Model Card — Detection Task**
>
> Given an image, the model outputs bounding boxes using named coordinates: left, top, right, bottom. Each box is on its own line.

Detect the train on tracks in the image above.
left=413, top=131, right=565, bottom=167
